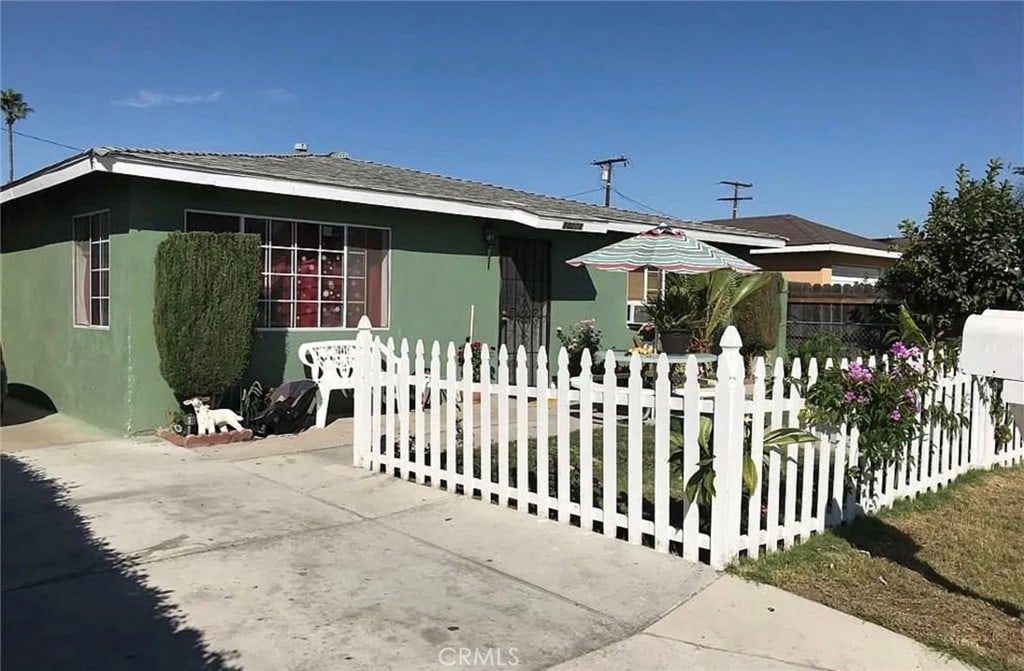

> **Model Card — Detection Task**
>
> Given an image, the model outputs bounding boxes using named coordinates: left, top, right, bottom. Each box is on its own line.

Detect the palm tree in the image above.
left=668, top=269, right=773, bottom=352
left=2, top=89, right=34, bottom=183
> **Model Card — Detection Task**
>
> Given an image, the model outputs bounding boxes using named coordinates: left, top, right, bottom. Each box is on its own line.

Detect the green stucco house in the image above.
left=0, top=147, right=780, bottom=434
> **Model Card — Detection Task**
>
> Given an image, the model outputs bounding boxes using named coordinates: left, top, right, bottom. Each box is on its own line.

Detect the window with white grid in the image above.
left=184, top=211, right=390, bottom=329
left=72, top=210, right=110, bottom=327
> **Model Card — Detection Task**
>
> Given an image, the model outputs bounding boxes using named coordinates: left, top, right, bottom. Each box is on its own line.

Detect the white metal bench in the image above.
left=297, top=339, right=432, bottom=428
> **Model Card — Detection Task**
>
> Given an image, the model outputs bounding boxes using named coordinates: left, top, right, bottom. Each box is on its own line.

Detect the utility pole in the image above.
left=717, top=180, right=753, bottom=219
left=592, top=156, right=629, bottom=207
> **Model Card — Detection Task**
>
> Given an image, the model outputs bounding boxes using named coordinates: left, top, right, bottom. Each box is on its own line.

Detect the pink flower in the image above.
left=890, top=341, right=909, bottom=358
left=843, top=390, right=858, bottom=402
left=889, top=409, right=902, bottom=421
left=847, top=362, right=873, bottom=383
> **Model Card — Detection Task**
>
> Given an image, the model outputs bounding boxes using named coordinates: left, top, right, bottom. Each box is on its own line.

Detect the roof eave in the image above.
left=749, top=243, right=900, bottom=259
left=0, top=151, right=783, bottom=247
left=0, top=151, right=98, bottom=203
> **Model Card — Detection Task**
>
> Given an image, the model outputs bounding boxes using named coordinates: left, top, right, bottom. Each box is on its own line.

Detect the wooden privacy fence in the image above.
left=348, top=318, right=1024, bottom=569
left=786, top=282, right=895, bottom=354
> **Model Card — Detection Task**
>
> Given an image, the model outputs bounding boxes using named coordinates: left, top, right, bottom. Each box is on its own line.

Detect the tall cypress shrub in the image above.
left=153, top=232, right=261, bottom=402
left=735, top=271, right=784, bottom=358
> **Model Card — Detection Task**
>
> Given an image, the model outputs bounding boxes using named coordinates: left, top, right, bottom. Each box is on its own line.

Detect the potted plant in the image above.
left=643, top=286, right=694, bottom=354
left=662, top=269, right=773, bottom=354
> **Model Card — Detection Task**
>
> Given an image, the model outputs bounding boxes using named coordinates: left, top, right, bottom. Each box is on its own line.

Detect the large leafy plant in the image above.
left=669, top=269, right=773, bottom=352
left=643, top=285, right=694, bottom=333
left=669, top=417, right=817, bottom=505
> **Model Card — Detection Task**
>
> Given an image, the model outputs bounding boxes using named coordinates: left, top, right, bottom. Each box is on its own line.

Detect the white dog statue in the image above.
left=183, top=398, right=245, bottom=435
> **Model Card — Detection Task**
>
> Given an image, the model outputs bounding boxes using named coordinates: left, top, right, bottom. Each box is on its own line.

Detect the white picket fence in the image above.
left=347, top=320, right=1024, bottom=569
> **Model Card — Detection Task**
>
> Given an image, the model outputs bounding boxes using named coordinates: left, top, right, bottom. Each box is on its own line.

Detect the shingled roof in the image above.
left=703, top=214, right=888, bottom=250
left=2, top=147, right=783, bottom=245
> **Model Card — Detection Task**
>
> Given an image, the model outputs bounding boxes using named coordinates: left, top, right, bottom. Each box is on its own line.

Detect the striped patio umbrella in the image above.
left=566, top=224, right=760, bottom=275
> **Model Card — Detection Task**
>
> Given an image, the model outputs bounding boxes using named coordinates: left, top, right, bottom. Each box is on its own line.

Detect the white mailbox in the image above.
left=961, top=308, right=1024, bottom=430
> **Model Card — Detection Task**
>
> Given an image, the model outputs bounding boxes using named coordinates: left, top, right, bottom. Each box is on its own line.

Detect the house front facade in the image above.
left=0, top=147, right=780, bottom=434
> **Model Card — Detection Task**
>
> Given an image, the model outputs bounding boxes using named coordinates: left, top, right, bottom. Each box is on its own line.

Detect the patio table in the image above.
left=611, top=351, right=718, bottom=366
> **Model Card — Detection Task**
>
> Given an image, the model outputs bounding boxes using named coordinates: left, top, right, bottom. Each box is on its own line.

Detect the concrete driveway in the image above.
left=1, top=405, right=967, bottom=671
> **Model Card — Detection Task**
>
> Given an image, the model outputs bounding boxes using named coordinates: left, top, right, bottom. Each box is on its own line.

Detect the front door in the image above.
left=498, top=238, right=551, bottom=385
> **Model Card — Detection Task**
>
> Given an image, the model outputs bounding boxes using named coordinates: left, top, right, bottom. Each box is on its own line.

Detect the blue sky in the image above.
left=1, top=2, right=1021, bottom=237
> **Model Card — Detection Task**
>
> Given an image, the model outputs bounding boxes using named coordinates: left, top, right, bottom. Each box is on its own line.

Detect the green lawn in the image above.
left=731, top=466, right=1024, bottom=671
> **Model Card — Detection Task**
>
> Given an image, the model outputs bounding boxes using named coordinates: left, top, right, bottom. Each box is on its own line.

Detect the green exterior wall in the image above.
left=1, top=174, right=135, bottom=433
left=2, top=173, right=632, bottom=433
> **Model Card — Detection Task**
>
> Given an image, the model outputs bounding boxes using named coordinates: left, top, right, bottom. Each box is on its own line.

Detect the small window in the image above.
left=73, top=211, right=110, bottom=327
left=627, top=268, right=663, bottom=302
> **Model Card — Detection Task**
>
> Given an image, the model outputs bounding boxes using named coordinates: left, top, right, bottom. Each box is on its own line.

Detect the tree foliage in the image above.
left=153, top=232, right=262, bottom=402
left=1, top=88, right=32, bottom=127
left=1, top=88, right=33, bottom=183
left=879, top=159, right=1024, bottom=337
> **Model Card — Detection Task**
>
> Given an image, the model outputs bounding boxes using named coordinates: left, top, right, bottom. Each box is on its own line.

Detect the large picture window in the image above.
left=73, top=210, right=110, bottom=327
left=184, top=211, right=390, bottom=328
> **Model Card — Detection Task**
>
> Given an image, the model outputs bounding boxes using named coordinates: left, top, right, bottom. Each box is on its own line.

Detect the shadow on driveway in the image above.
left=1, top=454, right=240, bottom=670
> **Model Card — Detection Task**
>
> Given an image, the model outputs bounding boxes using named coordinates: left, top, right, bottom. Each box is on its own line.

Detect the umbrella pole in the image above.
left=660, top=269, right=666, bottom=298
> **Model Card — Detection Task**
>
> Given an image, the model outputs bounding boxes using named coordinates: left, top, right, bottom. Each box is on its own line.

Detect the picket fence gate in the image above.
left=348, top=317, right=1024, bottom=569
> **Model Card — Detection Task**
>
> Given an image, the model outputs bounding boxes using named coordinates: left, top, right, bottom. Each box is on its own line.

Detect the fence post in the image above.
left=352, top=315, right=374, bottom=468
left=776, top=279, right=789, bottom=364
left=709, top=326, right=746, bottom=569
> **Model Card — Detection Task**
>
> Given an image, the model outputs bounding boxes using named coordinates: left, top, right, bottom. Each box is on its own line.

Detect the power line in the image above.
left=611, top=188, right=673, bottom=218
left=10, top=129, right=84, bottom=152
left=560, top=186, right=604, bottom=200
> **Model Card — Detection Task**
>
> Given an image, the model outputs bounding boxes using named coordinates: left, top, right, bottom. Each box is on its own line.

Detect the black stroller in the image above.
left=245, top=380, right=319, bottom=437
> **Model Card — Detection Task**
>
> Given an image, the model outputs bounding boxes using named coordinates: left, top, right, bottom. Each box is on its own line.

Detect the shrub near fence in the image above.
left=348, top=317, right=1024, bottom=569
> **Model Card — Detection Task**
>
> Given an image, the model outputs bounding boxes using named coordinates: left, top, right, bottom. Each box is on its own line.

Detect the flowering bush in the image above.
left=556, top=319, right=603, bottom=376
left=456, top=340, right=492, bottom=382
left=800, top=340, right=963, bottom=480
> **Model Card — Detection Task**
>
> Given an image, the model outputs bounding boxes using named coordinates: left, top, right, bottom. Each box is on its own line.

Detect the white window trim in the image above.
left=626, top=269, right=662, bottom=326
left=626, top=302, right=651, bottom=327
left=182, top=209, right=392, bottom=331
left=71, top=208, right=111, bottom=330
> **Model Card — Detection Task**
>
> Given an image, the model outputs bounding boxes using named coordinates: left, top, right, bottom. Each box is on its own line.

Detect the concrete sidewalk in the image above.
left=1, top=418, right=968, bottom=670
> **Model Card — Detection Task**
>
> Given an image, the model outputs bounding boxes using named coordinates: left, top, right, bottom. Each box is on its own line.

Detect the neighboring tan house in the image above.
left=702, top=214, right=901, bottom=285
left=0, top=146, right=781, bottom=433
